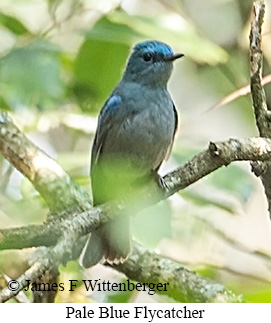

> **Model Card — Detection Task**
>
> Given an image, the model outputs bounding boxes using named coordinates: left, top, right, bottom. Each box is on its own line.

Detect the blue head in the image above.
left=122, top=41, right=183, bottom=87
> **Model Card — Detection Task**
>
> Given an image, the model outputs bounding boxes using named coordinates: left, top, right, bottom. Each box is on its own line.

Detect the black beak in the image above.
left=165, top=53, right=185, bottom=62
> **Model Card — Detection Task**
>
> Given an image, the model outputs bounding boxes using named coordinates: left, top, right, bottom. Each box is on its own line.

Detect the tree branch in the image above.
left=250, top=0, right=268, bottom=133
left=249, top=0, right=271, bottom=217
left=0, top=111, right=254, bottom=302
left=1, top=135, right=271, bottom=252
left=113, top=244, right=242, bottom=303
left=164, top=137, right=271, bottom=193
left=0, top=239, right=242, bottom=303
left=0, top=112, right=91, bottom=213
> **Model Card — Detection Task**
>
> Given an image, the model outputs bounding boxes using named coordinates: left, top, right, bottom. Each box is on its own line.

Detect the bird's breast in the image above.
left=103, top=87, right=176, bottom=171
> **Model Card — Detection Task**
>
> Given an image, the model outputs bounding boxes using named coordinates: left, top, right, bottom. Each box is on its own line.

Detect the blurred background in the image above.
left=0, top=0, right=271, bottom=302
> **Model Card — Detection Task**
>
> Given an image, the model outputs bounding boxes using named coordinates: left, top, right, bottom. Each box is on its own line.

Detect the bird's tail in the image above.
left=81, top=216, right=131, bottom=268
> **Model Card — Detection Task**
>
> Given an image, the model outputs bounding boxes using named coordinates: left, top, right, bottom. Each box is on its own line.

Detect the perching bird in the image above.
left=81, top=40, right=183, bottom=268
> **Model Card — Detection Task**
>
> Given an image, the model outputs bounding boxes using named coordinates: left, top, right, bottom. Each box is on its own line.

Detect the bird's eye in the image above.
left=143, top=53, right=152, bottom=62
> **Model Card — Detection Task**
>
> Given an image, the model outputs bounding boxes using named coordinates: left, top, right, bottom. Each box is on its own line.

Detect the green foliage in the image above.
left=244, top=288, right=271, bottom=303
left=0, top=41, right=64, bottom=110
left=73, top=17, right=141, bottom=111
left=195, top=266, right=217, bottom=279
left=110, top=9, right=228, bottom=65
left=0, top=3, right=229, bottom=111
left=0, top=12, right=30, bottom=35
left=74, top=39, right=129, bottom=111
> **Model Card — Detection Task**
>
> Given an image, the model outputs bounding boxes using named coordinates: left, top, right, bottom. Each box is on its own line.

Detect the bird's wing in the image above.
left=91, top=94, right=122, bottom=167
left=165, top=102, right=178, bottom=160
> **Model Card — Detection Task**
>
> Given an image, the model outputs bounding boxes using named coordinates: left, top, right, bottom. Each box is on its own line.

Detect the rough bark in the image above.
left=249, top=0, right=271, bottom=217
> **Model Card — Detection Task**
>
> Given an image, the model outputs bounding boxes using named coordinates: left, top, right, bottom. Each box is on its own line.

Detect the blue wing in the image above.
left=91, top=94, right=122, bottom=166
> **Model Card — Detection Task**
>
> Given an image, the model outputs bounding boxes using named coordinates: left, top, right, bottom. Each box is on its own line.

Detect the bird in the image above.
left=81, top=40, right=183, bottom=268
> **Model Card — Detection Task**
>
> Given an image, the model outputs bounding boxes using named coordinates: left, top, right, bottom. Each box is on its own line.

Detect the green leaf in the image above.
left=0, top=40, right=65, bottom=110
left=0, top=12, right=29, bottom=36
left=243, top=288, right=271, bottom=303
left=85, top=16, right=141, bottom=44
left=74, top=38, right=129, bottom=111
left=109, top=9, right=228, bottom=65
left=195, top=266, right=217, bottom=279
left=73, top=17, right=139, bottom=111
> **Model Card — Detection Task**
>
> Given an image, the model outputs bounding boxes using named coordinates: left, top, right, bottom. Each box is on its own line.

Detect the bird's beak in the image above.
left=166, top=53, right=185, bottom=61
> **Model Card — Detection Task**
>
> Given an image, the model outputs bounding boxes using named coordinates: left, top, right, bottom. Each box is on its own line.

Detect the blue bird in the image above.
left=81, top=40, right=183, bottom=267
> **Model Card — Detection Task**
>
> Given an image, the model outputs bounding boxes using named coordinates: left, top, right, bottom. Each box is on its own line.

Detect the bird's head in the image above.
left=122, top=41, right=184, bottom=87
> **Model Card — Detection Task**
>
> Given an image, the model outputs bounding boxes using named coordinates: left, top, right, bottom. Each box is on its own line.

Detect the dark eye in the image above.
left=143, top=53, right=152, bottom=62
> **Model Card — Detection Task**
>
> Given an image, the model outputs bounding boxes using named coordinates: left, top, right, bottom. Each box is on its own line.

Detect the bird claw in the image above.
left=158, top=176, right=170, bottom=191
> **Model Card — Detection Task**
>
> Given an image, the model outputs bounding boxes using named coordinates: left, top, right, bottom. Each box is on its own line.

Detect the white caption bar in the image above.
left=1, top=303, right=269, bottom=322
